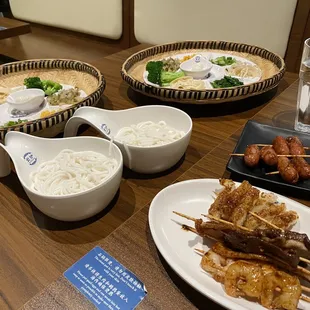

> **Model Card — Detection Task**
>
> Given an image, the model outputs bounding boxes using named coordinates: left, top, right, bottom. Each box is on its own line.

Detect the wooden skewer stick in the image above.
left=203, top=213, right=252, bottom=232
left=302, top=286, right=310, bottom=294
left=302, top=295, right=310, bottom=302
left=194, top=248, right=205, bottom=255
left=298, top=265, right=310, bottom=276
left=278, top=154, right=310, bottom=158
left=173, top=211, right=196, bottom=222
left=182, top=224, right=198, bottom=234
left=256, top=143, right=310, bottom=150
left=265, top=171, right=280, bottom=175
left=230, top=153, right=310, bottom=158
left=248, top=211, right=283, bottom=231
left=256, top=144, right=272, bottom=147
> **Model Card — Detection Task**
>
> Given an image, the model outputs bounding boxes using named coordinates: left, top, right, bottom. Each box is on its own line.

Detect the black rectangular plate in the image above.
left=227, top=120, right=310, bottom=196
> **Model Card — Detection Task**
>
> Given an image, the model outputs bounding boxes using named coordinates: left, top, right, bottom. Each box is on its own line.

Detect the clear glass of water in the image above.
left=295, top=38, right=310, bottom=133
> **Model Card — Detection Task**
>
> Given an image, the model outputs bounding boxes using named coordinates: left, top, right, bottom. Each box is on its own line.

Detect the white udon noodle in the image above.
left=114, top=121, right=185, bottom=147
left=30, top=149, right=118, bottom=196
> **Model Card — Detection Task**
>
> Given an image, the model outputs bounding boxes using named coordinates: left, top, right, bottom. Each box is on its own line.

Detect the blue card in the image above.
left=64, top=246, right=147, bottom=310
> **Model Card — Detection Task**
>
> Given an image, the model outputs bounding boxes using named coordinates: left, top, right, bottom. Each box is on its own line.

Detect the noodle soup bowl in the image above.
left=0, top=132, right=123, bottom=221
left=64, top=105, right=192, bottom=174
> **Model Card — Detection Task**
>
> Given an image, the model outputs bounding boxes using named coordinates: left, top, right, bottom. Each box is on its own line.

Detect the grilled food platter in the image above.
left=227, top=121, right=310, bottom=193
left=149, top=178, right=310, bottom=310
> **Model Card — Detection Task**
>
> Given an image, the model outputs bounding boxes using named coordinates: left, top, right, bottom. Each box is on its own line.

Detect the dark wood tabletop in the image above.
left=0, top=45, right=304, bottom=310
left=0, top=17, right=31, bottom=40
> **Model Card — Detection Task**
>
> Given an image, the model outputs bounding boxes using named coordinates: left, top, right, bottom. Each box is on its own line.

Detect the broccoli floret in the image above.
left=161, top=71, right=185, bottom=86
left=24, top=77, right=43, bottom=90
left=42, top=80, right=63, bottom=96
left=146, top=61, right=163, bottom=86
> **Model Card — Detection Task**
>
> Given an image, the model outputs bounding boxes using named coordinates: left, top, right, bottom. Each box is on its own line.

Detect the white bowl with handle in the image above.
left=0, top=132, right=123, bottom=221
left=64, top=105, right=192, bottom=174
left=6, top=89, right=45, bottom=112
left=180, top=55, right=212, bottom=79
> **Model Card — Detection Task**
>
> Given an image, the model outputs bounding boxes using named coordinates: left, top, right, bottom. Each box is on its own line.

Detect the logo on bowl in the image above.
left=195, top=56, right=201, bottom=63
left=23, top=152, right=37, bottom=165
left=101, top=124, right=111, bottom=135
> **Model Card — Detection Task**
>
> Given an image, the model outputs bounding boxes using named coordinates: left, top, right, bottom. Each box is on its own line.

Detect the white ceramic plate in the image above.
left=148, top=178, right=309, bottom=310
left=143, top=52, right=262, bottom=89
left=0, top=84, right=87, bottom=127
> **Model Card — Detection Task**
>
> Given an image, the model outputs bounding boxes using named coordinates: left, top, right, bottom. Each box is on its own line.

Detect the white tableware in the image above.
left=64, top=105, right=192, bottom=174
left=0, top=132, right=123, bottom=221
left=149, top=178, right=309, bottom=310
left=180, top=55, right=213, bottom=79
left=7, top=89, right=45, bottom=112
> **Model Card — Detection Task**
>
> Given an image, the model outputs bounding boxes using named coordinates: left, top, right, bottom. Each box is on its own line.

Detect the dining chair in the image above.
left=134, top=0, right=298, bottom=58
left=8, top=0, right=123, bottom=39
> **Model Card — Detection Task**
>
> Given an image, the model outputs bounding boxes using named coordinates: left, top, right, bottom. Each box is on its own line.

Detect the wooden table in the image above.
left=0, top=45, right=305, bottom=310
left=0, top=17, right=31, bottom=40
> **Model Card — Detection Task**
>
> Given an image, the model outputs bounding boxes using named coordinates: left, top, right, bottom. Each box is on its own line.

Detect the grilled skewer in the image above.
left=195, top=245, right=310, bottom=306
left=257, top=144, right=310, bottom=150
left=173, top=211, right=310, bottom=270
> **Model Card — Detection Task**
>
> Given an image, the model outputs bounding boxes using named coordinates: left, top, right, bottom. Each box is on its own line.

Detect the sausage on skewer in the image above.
left=291, top=157, right=310, bottom=180
left=277, top=157, right=299, bottom=184
left=273, top=136, right=290, bottom=155
left=260, top=146, right=278, bottom=166
left=244, top=145, right=260, bottom=167
left=286, top=136, right=306, bottom=156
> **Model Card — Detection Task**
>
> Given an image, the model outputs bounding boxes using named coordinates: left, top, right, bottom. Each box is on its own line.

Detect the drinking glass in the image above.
left=295, top=38, right=310, bottom=133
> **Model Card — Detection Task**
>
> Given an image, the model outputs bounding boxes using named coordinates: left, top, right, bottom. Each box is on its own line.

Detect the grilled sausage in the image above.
left=291, top=157, right=310, bottom=180
left=277, top=157, right=299, bottom=184
left=286, top=136, right=306, bottom=155
left=286, top=136, right=303, bottom=146
left=244, top=145, right=260, bottom=167
left=272, top=136, right=290, bottom=155
left=260, top=146, right=278, bottom=166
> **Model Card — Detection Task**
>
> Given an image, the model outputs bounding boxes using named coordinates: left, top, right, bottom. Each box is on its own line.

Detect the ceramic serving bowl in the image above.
left=180, top=55, right=212, bottom=79
left=7, top=89, right=45, bottom=112
left=64, top=105, right=192, bottom=174
left=0, top=132, right=123, bottom=221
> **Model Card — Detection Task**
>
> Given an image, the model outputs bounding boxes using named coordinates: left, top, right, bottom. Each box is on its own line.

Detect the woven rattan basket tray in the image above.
left=121, top=41, right=285, bottom=104
left=0, top=59, right=105, bottom=139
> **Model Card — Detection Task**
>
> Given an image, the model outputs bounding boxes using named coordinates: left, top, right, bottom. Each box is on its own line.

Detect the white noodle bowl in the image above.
left=30, top=149, right=118, bottom=196
left=114, top=121, right=185, bottom=147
